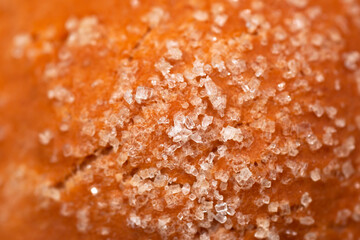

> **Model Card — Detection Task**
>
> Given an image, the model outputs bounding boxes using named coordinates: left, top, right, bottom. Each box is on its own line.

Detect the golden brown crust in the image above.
left=1, top=0, right=360, bottom=239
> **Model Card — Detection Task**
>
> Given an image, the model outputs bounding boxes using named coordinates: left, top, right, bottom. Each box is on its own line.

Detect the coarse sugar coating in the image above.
left=0, top=0, right=360, bottom=239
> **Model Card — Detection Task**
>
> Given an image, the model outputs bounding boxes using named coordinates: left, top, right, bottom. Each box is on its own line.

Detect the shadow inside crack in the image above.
left=128, top=26, right=152, bottom=61
left=52, top=145, right=113, bottom=189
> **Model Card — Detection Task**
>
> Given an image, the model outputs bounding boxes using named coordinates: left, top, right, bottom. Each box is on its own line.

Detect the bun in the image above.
left=1, top=0, right=360, bottom=239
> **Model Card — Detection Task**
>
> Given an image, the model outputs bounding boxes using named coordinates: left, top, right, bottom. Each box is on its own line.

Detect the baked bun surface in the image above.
left=1, top=0, right=360, bottom=239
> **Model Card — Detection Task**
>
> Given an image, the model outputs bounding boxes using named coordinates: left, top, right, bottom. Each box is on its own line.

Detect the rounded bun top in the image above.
left=1, top=0, right=360, bottom=239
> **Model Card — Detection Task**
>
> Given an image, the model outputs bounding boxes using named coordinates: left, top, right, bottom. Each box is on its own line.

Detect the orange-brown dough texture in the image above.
left=1, top=0, right=360, bottom=239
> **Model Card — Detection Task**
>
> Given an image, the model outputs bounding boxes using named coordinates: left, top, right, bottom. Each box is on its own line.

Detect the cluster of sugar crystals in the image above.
left=47, top=86, right=75, bottom=103
left=19, top=1, right=360, bottom=239
left=66, top=16, right=102, bottom=47
left=12, top=33, right=32, bottom=58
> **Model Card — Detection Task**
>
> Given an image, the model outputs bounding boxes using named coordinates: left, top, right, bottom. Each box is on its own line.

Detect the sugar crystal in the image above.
left=76, top=208, right=89, bottom=233
left=215, top=202, right=227, bottom=213
left=299, top=216, right=315, bottom=225
left=193, top=10, right=209, bottom=22
left=221, top=126, right=243, bottom=142
left=268, top=202, right=279, bottom=213
left=304, top=232, right=318, bottom=240
left=142, top=7, right=166, bottom=28
left=310, top=168, right=321, bottom=182
left=343, top=51, right=360, bottom=71
left=201, top=115, right=213, bottom=130
left=155, top=57, right=172, bottom=76
left=342, top=160, right=355, bottom=179
left=235, top=167, right=252, bottom=182
left=214, top=213, right=227, bottom=224
left=286, top=0, right=308, bottom=8
left=333, top=136, right=355, bottom=158
left=135, top=86, right=152, bottom=103
left=90, top=187, right=98, bottom=196
left=38, top=129, right=53, bottom=145
left=301, top=192, right=312, bottom=208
